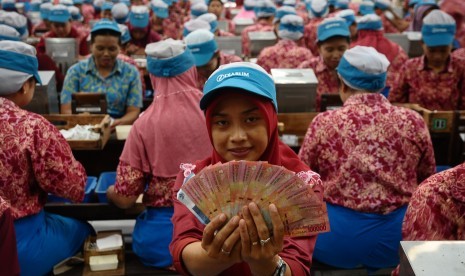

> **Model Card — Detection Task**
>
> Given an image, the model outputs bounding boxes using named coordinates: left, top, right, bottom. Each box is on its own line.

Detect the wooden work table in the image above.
left=44, top=202, right=145, bottom=221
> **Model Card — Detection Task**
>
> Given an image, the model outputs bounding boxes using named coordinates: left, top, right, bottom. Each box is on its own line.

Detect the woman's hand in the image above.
left=239, top=202, right=285, bottom=276
left=201, top=213, right=242, bottom=264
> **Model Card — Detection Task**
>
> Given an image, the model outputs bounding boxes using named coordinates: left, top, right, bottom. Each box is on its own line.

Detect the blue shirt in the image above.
left=61, top=57, right=143, bottom=118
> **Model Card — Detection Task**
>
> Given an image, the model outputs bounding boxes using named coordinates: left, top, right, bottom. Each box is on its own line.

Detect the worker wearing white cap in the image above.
left=299, top=45, right=435, bottom=271
left=0, top=40, right=93, bottom=276
left=241, top=0, right=276, bottom=56
left=112, top=2, right=129, bottom=24
left=257, top=14, right=314, bottom=73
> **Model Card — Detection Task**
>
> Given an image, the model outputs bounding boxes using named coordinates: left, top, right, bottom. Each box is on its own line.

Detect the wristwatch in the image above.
left=273, top=256, right=287, bottom=276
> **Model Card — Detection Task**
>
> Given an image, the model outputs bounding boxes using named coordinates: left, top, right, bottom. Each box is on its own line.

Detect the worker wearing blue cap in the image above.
left=61, top=19, right=143, bottom=127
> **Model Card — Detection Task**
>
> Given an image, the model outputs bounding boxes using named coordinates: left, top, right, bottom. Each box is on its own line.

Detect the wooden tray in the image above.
left=44, top=114, right=111, bottom=150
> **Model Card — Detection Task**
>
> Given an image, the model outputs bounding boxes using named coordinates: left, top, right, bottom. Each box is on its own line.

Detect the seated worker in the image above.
left=150, top=0, right=170, bottom=37
left=0, top=197, right=20, bottom=276
left=272, top=6, right=297, bottom=32
left=100, top=1, right=113, bottom=20
left=407, top=0, right=438, bottom=31
left=441, top=0, right=465, bottom=49
left=358, top=0, right=375, bottom=16
left=373, top=0, right=400, bottom=33
left=61, top=20, right=143, bottom=127
left=126, top=5, right=161, bottom=56
left=208, top=0, right=235, bottom=34
left=303, top=0, right=329, bottom=55
left=92, top=0, right=104, bottom=20
left=69, top=6, right=90, bottom=35
left=36, top=4, right=90, bottom=56
left=111, top=2, right=129, bottom=24
left=241, top=0, right=276, bottom=57
left=0, top=40, right=93, bottom=276
left=170, top=61, right=324, bottom=276
left=391, top=162, right=465, bottom=276
left=106, top=39, right=212, bottom=268
left=298, top=17, right=350, bottom=111
left=31, top=2, right=53, bottom=36
left=389, top=10, right=465, bottom=111
left=257, top=14, right=314, bottom=73
left=298, top=46, right=436, bottom=271
left=198, top=13, right=235, bottom=37
left=336, top=9, right=358, bottom=41
left=185, top=29, right=242, bottom=90
left=351, top=14, right=408, bottom=91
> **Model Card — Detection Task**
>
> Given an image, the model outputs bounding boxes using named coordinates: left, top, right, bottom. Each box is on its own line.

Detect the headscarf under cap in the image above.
left=121, top=41, right=211, bottom=178
left=408, top=1, right=438, bottom=31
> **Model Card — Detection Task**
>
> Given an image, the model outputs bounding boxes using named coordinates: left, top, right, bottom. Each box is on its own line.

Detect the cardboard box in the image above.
left=44, top=114, right=111, bottom=150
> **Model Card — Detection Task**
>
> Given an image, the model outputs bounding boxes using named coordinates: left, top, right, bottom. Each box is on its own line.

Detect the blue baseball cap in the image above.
left=40, top=3, right=53, bottom=20
left=201, top=62, right=277, bottom=110
left=48, top=4, right=71, bottom=23
left=73, top=0, right=84, bottom=4
left=91, top=19, right=121, bottom=34
left=146, top=39, right=196, bottom=77
left=359, top=0, right=375, bottom=15
left=101, top=2, right=114, bottom=11
left=421, top=9, right=456, bottom=47
left=408, top=0, right=420, bottom=7
left=337, top=46, right=389, bottom=92
left=30, top=0, right=42, bottom=12
left=129, top=5, right=149, bottom=28
left=357, top=14, right=383, bottom=31
left=185, top=29, right=218, bottom=66
left=317, top=17, right=350, bottom=42
left=151, top=0, right=169, bottom=19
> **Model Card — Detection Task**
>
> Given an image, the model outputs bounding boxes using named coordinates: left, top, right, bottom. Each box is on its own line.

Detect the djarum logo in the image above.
left=216, top=72, right=250, bottom=82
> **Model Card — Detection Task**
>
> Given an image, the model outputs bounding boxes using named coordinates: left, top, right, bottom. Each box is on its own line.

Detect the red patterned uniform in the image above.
left=299, top=93, right=436, bottom=214
left=257, top=39, right=314, bottom=73
left=241, top=20, right=274, bottom=57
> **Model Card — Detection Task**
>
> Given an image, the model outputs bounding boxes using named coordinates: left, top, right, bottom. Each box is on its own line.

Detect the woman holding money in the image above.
left=170, top=62, right=325, bottom=276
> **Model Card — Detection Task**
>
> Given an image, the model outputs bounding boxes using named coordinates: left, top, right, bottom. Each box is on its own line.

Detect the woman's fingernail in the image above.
left=220, top=213, right=226, bottom=221
left=269, top=204, right=277, bottom=212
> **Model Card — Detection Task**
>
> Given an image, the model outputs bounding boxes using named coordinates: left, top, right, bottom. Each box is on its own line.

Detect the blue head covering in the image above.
left=374, top=0, right=390, bottom=10
left=197, top=13, right=218, bottom=33
left=73, top=0, right=84, bottom=4
left=183, top=19, right=211, bottom=37
left=191, top=2, right=208, bottom=18
left=30, top=0, right=42, bottom=12
left=421, top=9, right=456, bottom=47
left=40, top=2, right=53, bottom=20
left=91, top=18, right=121, bottom=34
left=408, top=0, right=420, bottom=7
left=357, top=14, right=383, bottom=30
left=146, top=39, right=196, bottom=77
left=49, top=4, right=71, bottom=23
left=337, top=9, right=356, bottom=26
left=273, top=6, right=297, bottom=23
left=317, top=17, right=350, bottom=42
left=129, top=5, right=149, bottom=28
left=244, top=0, right=255, bottom=11
left=112, top=3, right=129, bottom=24
left=308, top=0, right=329, bottom=18
left=185, top=29, right=218, bottom=66
left=254, top=0, right=277, bottom=18
left=118, top=23, right=131, bottom=44
left=337, top=46, right=390, bottom=92
left=151, top=0, right=169, bottom=19
left=335, top=0, right=349, bottom=10
left=0, top=24, right=20, bottom=41
left=68, top=6, right=83, bottom=21
left=359, top=0, right=375, bottom=15
left=101, top=1, right=114, bottom=11
left=278, top=14, right=304, bottom=40
left=0, top=40, right=42, bottom=95
left=202, top=62, right=277, bottom=110
left=1, top=11, right=28, bottom=37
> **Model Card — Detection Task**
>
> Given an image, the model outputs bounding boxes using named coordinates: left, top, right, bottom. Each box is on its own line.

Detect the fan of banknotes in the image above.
left=177, top=160, right=330, bottom=237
